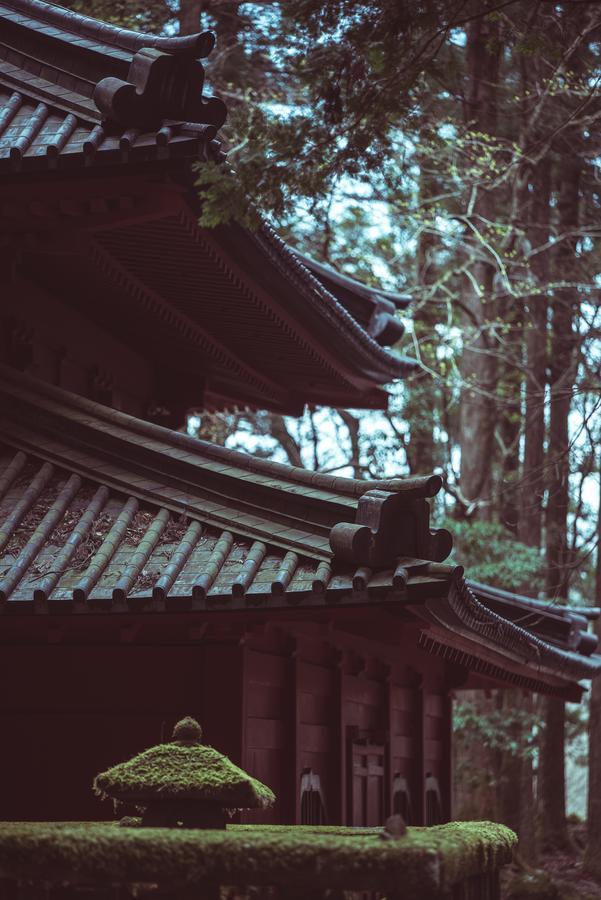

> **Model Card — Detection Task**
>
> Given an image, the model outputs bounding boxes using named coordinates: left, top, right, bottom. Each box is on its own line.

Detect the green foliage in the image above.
left=454, top=703, right=538, bottom=764
left=58, top=0, right=172, bottom=32
left=195, top=162, right=262, bottom=230
left=446, top=520, right=544, bottom=594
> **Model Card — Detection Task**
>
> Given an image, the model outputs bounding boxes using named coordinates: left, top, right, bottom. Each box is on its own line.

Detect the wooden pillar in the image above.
left=240, top=639, right=248, bottom=771
left=413, top=674, right=426, bottom=826
left=286, top=637, right=301, bottom=824
left=442, top=691, right=453, bottom=822
left=384, top=665, right=393, bottom=819
left=335, top=650, right=347, bottom=825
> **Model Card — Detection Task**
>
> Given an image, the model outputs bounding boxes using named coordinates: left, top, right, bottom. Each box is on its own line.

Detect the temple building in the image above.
left=0, top=0, right=599, bottom=829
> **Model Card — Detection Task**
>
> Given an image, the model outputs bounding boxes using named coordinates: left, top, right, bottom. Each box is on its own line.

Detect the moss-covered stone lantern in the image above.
left=93, top=717, right=275, bottom=829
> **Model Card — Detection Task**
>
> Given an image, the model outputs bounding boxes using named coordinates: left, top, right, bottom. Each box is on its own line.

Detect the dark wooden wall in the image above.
left=236, top=625, right=452, bottom=828
left=0, top=623, right=453, bottom=827
left=2, top=274, right=153, bottom=417
left=0, top=645, right=204, bottom=821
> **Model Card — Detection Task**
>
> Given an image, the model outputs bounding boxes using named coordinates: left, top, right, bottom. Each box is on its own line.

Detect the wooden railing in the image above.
left=0, top=821, right=515, bottom=899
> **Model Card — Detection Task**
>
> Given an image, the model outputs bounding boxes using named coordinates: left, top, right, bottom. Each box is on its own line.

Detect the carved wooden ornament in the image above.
left=329, top=489, right=453, bottom=567
left=94, top=44, right=227, bottom=131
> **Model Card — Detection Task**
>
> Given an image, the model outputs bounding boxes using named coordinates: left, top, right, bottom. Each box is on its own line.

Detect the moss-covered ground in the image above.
left=0, top=821, right=515, bottom=896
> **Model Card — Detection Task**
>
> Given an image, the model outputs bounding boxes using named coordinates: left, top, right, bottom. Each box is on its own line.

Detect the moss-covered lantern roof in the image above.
left=93, top=718, right=275, bottom=811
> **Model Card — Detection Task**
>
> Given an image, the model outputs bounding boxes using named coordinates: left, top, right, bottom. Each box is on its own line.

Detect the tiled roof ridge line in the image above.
left=0, top=365, right=441, bottom=502
left=2, top=0, right=227, bottom=136
left=451, top=575, right=600, bottom=681
left=254, top=222, right=415, bottom=378
left=296, top=250, right=413, bottom=311
left=2, top=0, right=215, bottom=58
left=468, top=578, right=600, bottom=623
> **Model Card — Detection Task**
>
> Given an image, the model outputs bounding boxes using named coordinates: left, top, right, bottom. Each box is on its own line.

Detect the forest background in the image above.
left=62, top=0, right=601, bottom=877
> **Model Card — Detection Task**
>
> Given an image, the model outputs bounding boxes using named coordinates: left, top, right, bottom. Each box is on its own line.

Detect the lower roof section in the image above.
left=413, top=577, right=600, bottom=696
left=0, top=368, right=599, bottom=698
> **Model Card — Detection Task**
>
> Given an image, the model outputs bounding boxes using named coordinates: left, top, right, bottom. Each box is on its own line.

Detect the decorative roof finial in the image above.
left=94, top=42, right=227, bottom=131
left=172, top=716, right=203, bottom=744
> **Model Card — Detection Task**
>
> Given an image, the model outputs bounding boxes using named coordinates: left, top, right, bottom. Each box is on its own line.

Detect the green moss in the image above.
left=0, top=821, right=516, bottom=894
left=94, top=743, right=275, bottom=810
left=172, top=717, right=203, bottom=743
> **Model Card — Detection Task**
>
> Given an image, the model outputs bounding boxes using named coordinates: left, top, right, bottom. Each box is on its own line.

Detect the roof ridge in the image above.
left=253, top=222, right=415, bottom=380
left=0, top=365, right=441, bottom=502
left=1, top=0, right=215, bottom=58
left=296, top=251, right=412, bottom=311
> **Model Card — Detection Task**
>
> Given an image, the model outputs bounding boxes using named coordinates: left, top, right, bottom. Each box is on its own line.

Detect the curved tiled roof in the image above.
left=0, top=367, right=453, bottom=610
left=0, top=0, right=227, bottom=167
left=3, top=0, right=217, bottom=57
left=0, top=81, right=223, bottom=167
left=0, top=365, right=447, bottom=560
left=296, top=251, right=411, bottom=346
left=417, top=576, right=600, bottom=685
left=249, top=223, right=412, bottom=380
left=0, top=367, right=598, bottom=699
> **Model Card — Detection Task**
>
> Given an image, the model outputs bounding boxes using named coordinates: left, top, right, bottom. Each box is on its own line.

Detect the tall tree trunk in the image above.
left=497, top=320, right=522, bottom=537
left=545, top=165, right=581, bottom=603
left=495, top=54, right=547, bottom=858
left=493, top=687, right=537, bottom=862
left=179, top=0, right=202, bottom=34
left=584, top=469, right=601, bottom=876
left=517, top=693, right=538, bottom=862
left=404, top=157, right=438, bottom=475
left=539, top=154, right=582, bottom=852
left=496, top=690, right=522, bottom=832
left=458, top=17, right=501, bottom=519
left=518, top=159, right=551, bottom=548
left=539, top=696, right=569, bottom=850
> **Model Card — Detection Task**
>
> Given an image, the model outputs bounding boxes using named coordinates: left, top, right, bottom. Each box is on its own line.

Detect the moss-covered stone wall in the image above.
left=0, top=821, right=516, bottom=896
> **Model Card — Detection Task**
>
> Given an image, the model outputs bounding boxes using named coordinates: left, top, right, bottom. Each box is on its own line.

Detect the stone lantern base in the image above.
left=141, top=800, right=227, bottom=829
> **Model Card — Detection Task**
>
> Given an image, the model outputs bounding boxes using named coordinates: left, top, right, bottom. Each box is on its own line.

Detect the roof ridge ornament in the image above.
left=329, top=488, right=453, bottom=567
left=94, top=42, right=227, bottom=132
